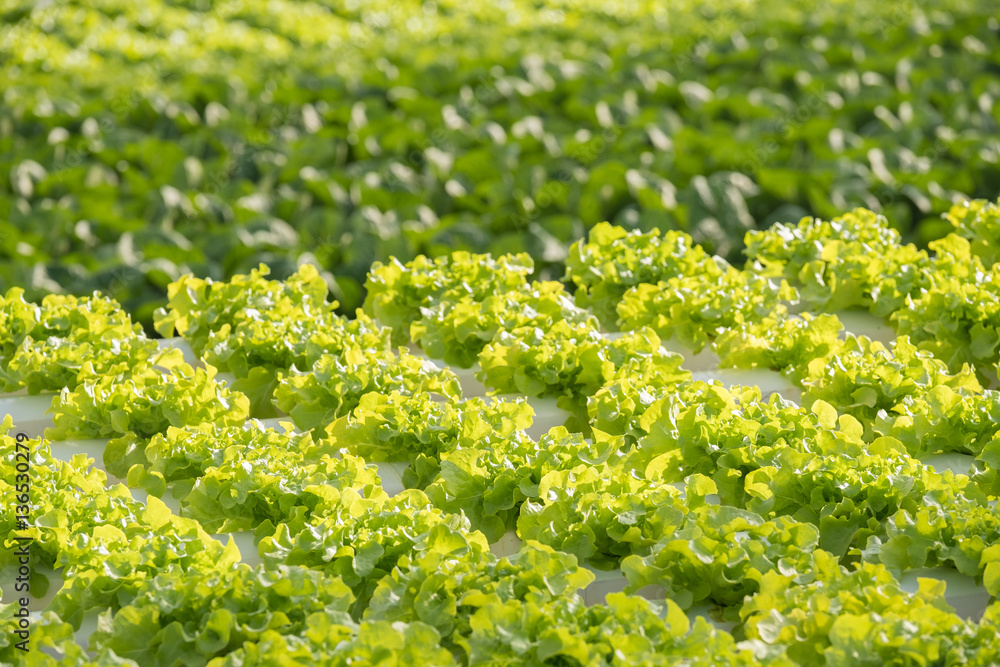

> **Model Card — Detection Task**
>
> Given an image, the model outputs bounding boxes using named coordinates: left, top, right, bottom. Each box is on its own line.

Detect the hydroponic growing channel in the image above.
left=4, top=202, right=1000, bottom=665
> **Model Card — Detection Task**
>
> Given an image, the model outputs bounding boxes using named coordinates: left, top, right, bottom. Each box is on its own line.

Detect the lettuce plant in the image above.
left=273, top=348, right=462, bottom=432
left=517, top=462, right=689, bottom=567
left=712, top=309, right=844, bottom=383
left=0, top=419, right=240, bottom=625
left=154, top=263, right=392, bottom=414
left=622, top=507, right=822, bottom=613
left=410, top=280, right=596, bottom=368
left=873, top=385, right=1000, bottom=458
left=366, top=541, right=594, bottom=651
left=135, top=421, right=317, bottom=489
left=51, top=497, right=243, bottom=627
left=0, top=608, right=138, bottom=666
left=890, top=236, right=1000, bottom=380
left=153, top=263, right=334, bottom=356
left=478, top=323, right=689, bottom=406
left=363, top=252, right=533, bottom=345
left=742, top=552, right=1000, bottom=666
left=616, top=267, right=795, bottom=352
left=800, top=335, right=982, bottom=434
left=460, top=592, right=774, bottom=666
left=204, top=618, right=456, bottom=667
left=202, top=310, right=391, bottom=416
left=743, top=208, right=931, bottom=316
left=46, top=360, right=250, bottom=479
left=946, top=196, right=1000, bottom=267
left=424, top=427, right=625, bottom=543
left=0, top=287, right=158, bottom=394
left=627, top=390, right=984, bottom=556
left=322, top=391, right=533, bottom=475
left=870, top=489, right=1000, bottom=593
left=181, top=450, right=385, bottom=536
left=258, top=491, right=489, bottom=615
left=563, top=222, right=721, bottom=328
left=89, top=564, right=356, bottom=666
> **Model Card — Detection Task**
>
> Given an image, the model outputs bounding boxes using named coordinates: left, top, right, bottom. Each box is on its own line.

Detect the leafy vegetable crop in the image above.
left=7, top=206, right=1000, bottom=664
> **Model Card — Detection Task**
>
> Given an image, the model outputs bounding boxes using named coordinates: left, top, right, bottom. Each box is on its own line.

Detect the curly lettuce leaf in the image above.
left=616, top=267, right=795, bottom=352
left=273, top=348, right=461, bottom=432
left=322, top=390, right=533, bottom=468
left=90, top=563, right=355, bottom=666
left=563, top=222, right=721, bottom=328
left=181, top=449, right=385, bottom=536
left=0, top=287, right=159, bottom=395
left=153, top=263, right=334, bottom=355
left=410, top=280, right=596, bottom=368
left=363, top=251, right=533, bottom=345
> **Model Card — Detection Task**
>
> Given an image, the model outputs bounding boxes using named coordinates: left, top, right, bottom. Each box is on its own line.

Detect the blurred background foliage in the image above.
left=1, top=0, right=998, bottom=330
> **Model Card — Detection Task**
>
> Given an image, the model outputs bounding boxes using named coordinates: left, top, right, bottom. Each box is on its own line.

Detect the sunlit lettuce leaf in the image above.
left=742, top=552, right=993, bottom=665
left=258, top=491, right=488, bottom=615
left=564, top=222, right=722, bottom=329
left=181, top=449, right=385, bottom=536
left=273, top=348, right=462, bottom=432
left=411, top=280, right=596, bottom=368
left=363, top=252, right=533, bottom=345
left=322, top=390, right=533, bottom=467
left=153, top=264, right=334, bottom=354
left=89, top=563, right=355, bottom=666
left=616, top=267, right=795, bottom=352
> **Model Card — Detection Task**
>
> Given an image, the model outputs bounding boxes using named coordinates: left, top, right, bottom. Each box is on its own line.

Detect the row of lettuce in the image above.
left=5, top=407, right=1000, bottom=665
left=3, top=200, right=1000, bottom=663
left=4, top=0, right=1000, bottom=324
